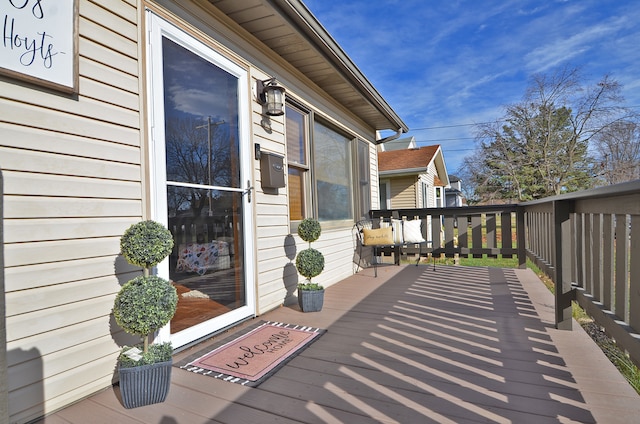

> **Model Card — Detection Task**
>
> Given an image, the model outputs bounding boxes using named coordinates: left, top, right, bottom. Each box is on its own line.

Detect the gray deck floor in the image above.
left=40, top=265, right=640, bottom=423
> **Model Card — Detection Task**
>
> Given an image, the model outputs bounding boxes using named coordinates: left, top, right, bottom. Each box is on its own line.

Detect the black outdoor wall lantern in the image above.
left=257, top=77, right=286, bottom=116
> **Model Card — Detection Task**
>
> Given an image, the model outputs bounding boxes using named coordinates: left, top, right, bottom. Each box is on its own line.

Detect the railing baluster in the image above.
left=630, top=215, right=640, bottom=332
left=486, top=213, right=496, bottom=258
left=471, top=215, right=482, bottom=258
left=614, top=214, right=629, bottom=321
left=592, top=213, right=602, bottom=302
left=602, top=214, right=614, bottom=310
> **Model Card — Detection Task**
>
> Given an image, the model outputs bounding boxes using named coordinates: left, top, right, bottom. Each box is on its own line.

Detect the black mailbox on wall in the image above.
left=260, top=152, right=285, bottom=189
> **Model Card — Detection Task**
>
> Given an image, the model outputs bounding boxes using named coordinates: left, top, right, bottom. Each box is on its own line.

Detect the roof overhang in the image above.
left=432, top=147, right=450, bottom=186
left=208, top=0, right=409, bottom=134
left=379, top=168, right=427, bottom=178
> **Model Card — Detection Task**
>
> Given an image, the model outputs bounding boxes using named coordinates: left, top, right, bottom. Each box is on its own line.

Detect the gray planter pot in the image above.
left=298, top=288, right=324, bottom=312
left=118, top=359, right=172, bottom=409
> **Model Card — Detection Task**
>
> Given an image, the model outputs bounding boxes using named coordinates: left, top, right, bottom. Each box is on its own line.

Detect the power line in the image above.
left=415, top=137, right=477, bottom=143
left=409, top=105, right=640, bottom=132
left=410, top=122, right=495, bottom=131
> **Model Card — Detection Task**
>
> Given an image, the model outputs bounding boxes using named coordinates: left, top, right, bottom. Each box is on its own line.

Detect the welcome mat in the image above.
left=177, top=321, right=326, bottom=387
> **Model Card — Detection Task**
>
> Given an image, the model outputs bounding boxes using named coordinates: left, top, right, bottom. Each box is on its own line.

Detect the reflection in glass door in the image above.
left=147, top=13, right=254, bottom=348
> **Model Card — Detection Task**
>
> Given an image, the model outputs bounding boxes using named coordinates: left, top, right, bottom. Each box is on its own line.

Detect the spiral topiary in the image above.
left=120, top=220, right=174, bottom=270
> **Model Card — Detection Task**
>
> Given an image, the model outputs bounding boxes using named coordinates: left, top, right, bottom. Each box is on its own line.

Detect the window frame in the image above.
left=285, top=101, right=371, bottom=229
left=421, top=181, right=429, bottom=208
left=285, top=103, right=311, bottom=221
left=434, top=186, right=443, bottom=208
left=380, top=179, right=391, bottom=210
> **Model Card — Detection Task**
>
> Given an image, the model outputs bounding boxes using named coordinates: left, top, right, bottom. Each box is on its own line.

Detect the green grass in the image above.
left=437, top=255, right=519, bottom=268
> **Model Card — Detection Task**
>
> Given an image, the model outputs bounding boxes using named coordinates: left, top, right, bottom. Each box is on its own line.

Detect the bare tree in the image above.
left=165, top=116, right=231, bottom=217
left=595, top=119, right=640, bottom=185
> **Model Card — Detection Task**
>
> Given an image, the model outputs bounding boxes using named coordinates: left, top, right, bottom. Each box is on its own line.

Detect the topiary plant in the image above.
left=295, top=218, right=324, bottom=290
left=295, top=248, right=324, bottom=281
left=297, top=218, right=321, bottom=244
left=120, top=220, right=174, bottom=271
left=114, top=275, right=178, bottom=337
left=114, top=220, right=178, bottom=366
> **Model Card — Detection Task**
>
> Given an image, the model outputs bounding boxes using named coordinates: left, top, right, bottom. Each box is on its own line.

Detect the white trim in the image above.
left=146, top=11, right=255, bottom=348
left=380, top=179, right=391, bottom=209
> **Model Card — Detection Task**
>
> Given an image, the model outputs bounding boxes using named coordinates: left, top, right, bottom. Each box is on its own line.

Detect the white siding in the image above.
left=251, top=72, right=375, bottom=314
left=0, top=1, right=142, bottom=422
left=251, top=70, right=292, bottom=314
left=425, top=161, right=439, bottom=208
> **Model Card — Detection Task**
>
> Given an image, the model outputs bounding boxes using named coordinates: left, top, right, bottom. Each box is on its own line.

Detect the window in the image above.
left=313, top=120, right=353, bottom=221
left=285, top=104, right=371, bottom=224
left=356, top=140, right=371, bottom=218
left=435, top=186, right=443, bottom=207
left=380, top=180, right=390, bottom=210
left=421, top=181, right=429, bottom=208
left=285, top=105, right=309, bottom=221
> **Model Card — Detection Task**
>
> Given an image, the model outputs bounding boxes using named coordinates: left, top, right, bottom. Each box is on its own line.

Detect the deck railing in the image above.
left=369, top=204, right=525, bottom=266
left=521, top=180, right=640, bottom=365
left=370, top=179, right=640, bottom=366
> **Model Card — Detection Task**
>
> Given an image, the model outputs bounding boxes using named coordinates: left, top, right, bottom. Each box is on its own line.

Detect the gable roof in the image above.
left=378, top=145, right=450, bottom=186
left=209, top=0, right=408, bottom=136
left=378, top=145, right=440, bottom=173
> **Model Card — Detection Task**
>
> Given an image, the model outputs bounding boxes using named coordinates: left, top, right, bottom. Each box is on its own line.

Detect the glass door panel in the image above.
left=168, top=188, right=245, bottom=334
left=161, top=36, right=245, bottom=335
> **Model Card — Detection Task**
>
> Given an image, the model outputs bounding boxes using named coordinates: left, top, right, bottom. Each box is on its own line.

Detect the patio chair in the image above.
left=354, top=219, right=402, bottom=277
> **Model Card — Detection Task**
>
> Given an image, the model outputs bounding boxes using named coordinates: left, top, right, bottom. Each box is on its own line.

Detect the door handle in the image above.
left=244, top=180, right=254, bottom=203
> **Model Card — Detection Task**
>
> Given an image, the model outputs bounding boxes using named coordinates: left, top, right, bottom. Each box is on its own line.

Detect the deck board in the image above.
left=38, top=265, right=640, bottom=424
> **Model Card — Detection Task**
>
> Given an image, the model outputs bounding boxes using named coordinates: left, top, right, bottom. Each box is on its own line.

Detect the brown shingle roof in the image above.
left=378, top=145, right=440, bottom=172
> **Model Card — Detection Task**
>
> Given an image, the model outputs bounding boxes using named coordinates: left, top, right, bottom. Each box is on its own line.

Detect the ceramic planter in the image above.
left=118, top=359, right=172, bottom=408
left=298, top=288, right=324, bottom=312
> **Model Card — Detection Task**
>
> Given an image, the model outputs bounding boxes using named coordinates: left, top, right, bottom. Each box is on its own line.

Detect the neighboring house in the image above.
left=377, top=135, right=417, bottom=152
left=0, top=1, right=407, bottom=422
left=445, top=175, right=465, bottom=207
left=378, top=145, right=450, bottom=210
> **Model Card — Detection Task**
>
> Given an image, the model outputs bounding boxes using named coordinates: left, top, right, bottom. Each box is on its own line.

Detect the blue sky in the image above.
left=302, top=0, right=640, bottom=174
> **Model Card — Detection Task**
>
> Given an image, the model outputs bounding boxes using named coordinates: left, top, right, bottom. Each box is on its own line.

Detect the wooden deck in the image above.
left=39, top=265, right=640, bottom=423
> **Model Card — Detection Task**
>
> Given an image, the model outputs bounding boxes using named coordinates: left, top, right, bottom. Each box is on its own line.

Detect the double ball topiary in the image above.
left=114, top=220, right=178, bottom=358
left=295, top=218, right=324, bottom=289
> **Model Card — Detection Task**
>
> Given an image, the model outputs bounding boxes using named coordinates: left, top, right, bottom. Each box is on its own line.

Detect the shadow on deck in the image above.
left=43, top=265, right=640, bottom=423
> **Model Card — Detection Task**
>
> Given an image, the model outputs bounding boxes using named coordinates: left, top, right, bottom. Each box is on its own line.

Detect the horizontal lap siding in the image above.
left=252, top=78, right=371, bottom=315
left=391, top=176, right=417, bottom=209
left=252, top=77, right=290, bottom=314
left=0, top=1, right=142, bottom=422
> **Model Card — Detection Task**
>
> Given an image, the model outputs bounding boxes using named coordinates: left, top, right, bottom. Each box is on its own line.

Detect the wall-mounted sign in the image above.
left=1, top=0, right=78, bottom=93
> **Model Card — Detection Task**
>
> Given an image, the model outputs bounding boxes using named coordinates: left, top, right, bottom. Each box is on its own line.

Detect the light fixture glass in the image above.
left=259, top=78, right=286, bottom=116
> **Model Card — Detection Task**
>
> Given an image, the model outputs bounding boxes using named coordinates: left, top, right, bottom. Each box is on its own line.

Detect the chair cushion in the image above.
left=362, top=227, right=394, bottom=246
left=403, top=220, right=426, bottom=243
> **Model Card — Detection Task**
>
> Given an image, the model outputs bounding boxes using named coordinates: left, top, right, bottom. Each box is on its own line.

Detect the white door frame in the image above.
left=146, top=11, right=255, bottom=349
